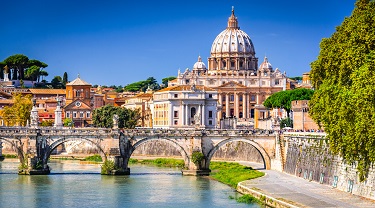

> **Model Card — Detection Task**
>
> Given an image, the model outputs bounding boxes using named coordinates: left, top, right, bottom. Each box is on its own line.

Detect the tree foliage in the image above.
left=309, top=0, right=375, bottom=181
left=92, top=105, right=141, bottom=129
left=263, top=88, right=314, bottom=116
left=2, top=54, right=48, bottom=81
left=161, top=76, right=176, bottom=87
left=124, top=77, right=160, bottom=92
left=0, top=94, right=32, bottom=126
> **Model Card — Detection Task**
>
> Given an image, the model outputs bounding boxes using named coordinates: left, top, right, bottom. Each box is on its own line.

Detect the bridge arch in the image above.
left=45, top=137, right=107, bottom=164
left=131, top=137, right=190, bottom=167
left=0, top=137, right=25, bottom=164
left=206, top=138, right=271, bottom=170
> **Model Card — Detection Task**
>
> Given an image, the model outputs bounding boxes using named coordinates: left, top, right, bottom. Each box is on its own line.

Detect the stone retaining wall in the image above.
left=283, top=135, right=375, bottom=200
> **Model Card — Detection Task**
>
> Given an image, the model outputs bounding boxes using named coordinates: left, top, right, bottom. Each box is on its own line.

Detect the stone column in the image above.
left=243, top=93, right=247, bottom=119
left=185, top=105, right=189, bottom=126
left=54, top=96, right=63, bottom=128
left=246, top=93, right=250, bottom=118
left=181, top=104, right=185, bottom=126
left=202, top=104, right=205, bottom=127
left=198, top=105, right=201, bottom=126
left=256, top=92, right=261, bottom=105
left=235, top=93, right=239, bottom=118
left=225, top=93, right=230, bottom=117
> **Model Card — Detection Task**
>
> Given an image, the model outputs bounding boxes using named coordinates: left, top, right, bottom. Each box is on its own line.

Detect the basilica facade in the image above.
left=168, top=8, right=293, bottom=126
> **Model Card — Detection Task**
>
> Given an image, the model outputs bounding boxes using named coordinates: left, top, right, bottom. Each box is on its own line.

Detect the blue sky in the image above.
left=1, top=0, right=356, bottom=86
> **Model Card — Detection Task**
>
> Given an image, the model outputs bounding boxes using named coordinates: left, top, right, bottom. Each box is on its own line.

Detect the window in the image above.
left=239, top=61, right=243, bottom=68
left=208, top=94, right=213, bottom=98
left=185, top=79, right=190, bottom=84
left=275, top=79, right=280, bottom=85
left=174, top=94, right=178, bottom=98
left=208, top=120, right=213, bottom=125
left=222, top=95, right=226, bottom=102
left=174, top=120, right=178, bottom=125
left=231, top=61, right=235, bottom=68
left=230, top=94, right=234, bottom=102
left=251, top=95, right=256, bottom=102
left=86, top=111, right=90, bottom=118
left=73, top=112, right=77, bottom=118
left=80, top=112, right=84, bottom=118
left=239, top=95, right=243, bottom=102
left=208, top=111, right=213, bottom=118
left=174, top=111, right=178, bottom=118
left=239, top=81, right=242, bottom=85
left=66, top=112, right=70, bottom=118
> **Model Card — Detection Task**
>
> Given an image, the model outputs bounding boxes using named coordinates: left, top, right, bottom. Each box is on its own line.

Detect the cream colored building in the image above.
left=152, top=85, right=218, bottom=129
left=170, top=8, right=293, bottom=126
left=122, top=89, right=153, bottom=127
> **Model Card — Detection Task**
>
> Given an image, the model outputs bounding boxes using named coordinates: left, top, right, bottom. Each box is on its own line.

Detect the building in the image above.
left=152, top=85, right=218, bottom=129
left=170, top=8, right=293, bottom=127
left=64, top=75, right=92, bottom=127
left=291, top=100, right=320, bottom=131
left=122, top=88, right=153, bottom=127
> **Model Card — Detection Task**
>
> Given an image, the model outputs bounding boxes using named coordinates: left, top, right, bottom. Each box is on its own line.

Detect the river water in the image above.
left=0, top=159, right=259, bottom=208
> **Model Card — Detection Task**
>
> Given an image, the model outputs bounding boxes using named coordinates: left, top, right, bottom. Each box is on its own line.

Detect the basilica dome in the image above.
left=210, top=8, right=255, bottom=55
left=193, top=56, right=207, bottom=70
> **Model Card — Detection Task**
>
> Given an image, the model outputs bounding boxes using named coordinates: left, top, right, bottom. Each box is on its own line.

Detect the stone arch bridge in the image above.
left=0, top=127, right=282, bottom=175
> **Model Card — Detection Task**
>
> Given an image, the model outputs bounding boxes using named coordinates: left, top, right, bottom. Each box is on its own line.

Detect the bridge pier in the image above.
left=19, top=156, right=51, bottom=175
left=0, top=141, right=4, bottom=161
left=181, top=135, right=211, bottom=176
left=102, top=156, right=130, bottom=175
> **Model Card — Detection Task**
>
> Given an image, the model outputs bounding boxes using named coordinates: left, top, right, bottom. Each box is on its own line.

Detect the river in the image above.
left=0, top=159, right=259, bottom=208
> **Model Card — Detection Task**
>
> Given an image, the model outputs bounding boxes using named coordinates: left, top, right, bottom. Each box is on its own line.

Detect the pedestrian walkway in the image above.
left=240, top=168, right=375, bottom=208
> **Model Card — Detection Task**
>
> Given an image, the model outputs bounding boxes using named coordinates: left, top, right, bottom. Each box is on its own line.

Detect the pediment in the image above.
left=218, top=81, right=247, bottom=88
left=64, top=99, right=91, bottom=110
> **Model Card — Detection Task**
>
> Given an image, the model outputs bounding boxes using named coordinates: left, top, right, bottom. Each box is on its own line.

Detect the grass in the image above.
left=209, top=161, right=265, bottom=188
left=3, top=154, right=18, bottom=158
left=235, top=194, right=261, bottom=204
left=81, top=154, right=103, bottom=162
left=129, top=158, right=185, bottom=168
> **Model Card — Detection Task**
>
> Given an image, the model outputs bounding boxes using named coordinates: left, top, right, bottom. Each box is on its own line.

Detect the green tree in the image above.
left=4, top=54, right=29, bottom=80
left=92, top=105, right=141, bottom=128
left=0, top=93, right=32, bottom=126
left=263, top=88, right=314, bottom=116
left=309, top=0, right=375, bottom=181
left=39, top=70, right=49, bottom=81
left=63, top=118, right=73, bottom=127
left=62, top=72, right=68, bottom=86
left=27, top=59, right=48, bottom=82
left=51, top=76, right=63, bottom=88
left=162, top=76, right=176, bottom=87
left=0, top=61, right=5, bottom=79
left=124, top=77, right=160, bottom=92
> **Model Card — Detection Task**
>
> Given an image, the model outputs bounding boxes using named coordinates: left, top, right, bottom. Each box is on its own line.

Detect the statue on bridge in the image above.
left=113, top=114, right=119, bottom=129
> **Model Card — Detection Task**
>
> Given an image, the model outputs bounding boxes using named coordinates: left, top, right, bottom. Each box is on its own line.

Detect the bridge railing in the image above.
left=0, top=126, right=114, bottom=137
left=121, top=128, right=277, bottom=137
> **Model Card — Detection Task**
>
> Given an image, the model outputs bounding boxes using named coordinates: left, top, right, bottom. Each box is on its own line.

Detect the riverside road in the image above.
left=239, top=162, right=375, bottom=208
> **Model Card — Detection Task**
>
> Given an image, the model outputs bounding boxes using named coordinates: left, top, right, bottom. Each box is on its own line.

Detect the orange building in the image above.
left=64, top=75, right=92, bottom=127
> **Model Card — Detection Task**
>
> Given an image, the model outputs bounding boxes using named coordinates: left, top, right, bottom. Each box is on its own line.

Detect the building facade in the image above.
left=64, top=75, right=92, bottom=127
left=152, top=85, right=218, bottom=129
left=170, top=8, right=292, bottom=125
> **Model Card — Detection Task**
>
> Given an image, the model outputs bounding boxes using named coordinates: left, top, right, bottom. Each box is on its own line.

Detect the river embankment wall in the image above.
left=282, top=135, right=375, bottom=200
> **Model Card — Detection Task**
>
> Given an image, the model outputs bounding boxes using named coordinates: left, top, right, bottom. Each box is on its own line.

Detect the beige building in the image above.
left=122, top=88, right=153, bottom=127
left=152, top=85, right=218, bottom=129
left=170, top=8, right=293, bottom=127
